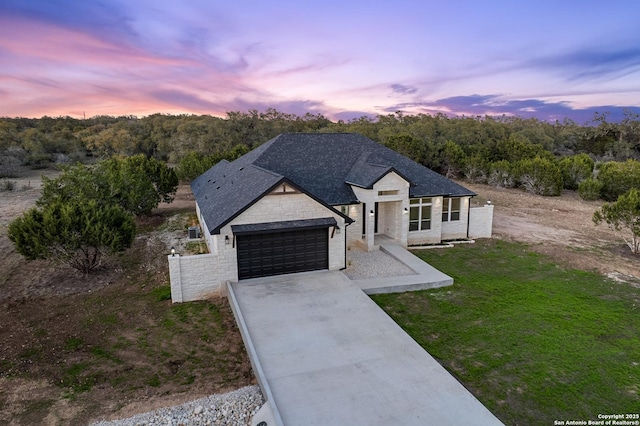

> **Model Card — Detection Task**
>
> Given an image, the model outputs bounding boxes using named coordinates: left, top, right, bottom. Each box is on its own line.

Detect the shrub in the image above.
left=516, top=157, right=562, bottom=196
left=8, top=200, right=136, bottom=273
left=597, top=160, right=640, bottom=201
left=0, top=153, right=21, bottom=178
left=487, top=160, right=517, bottom=188
left=463, top=155, right=489, bottom=184
left=559, top=154, right=594, bottom=190
left=578, top=178, right=603, bottom=201
left=26, top=152, right=51, bottom=169
left=2, top=180, right=16, bottom=191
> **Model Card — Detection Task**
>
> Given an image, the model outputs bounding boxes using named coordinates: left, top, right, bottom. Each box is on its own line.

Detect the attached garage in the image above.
left=232, top=218, right=336, bottom=280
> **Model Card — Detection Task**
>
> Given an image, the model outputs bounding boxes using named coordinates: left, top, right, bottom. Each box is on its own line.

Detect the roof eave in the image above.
left=209, top=177, right=353, bottom=235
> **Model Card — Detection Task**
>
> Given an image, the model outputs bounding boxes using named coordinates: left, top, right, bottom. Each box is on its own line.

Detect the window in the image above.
left=409, top=198, right=432, bottom=231
left=442, top=197, right=461, bottom=222
left=378, top=190, right=398, bottom=196
left=270, top=183, right=300, bottom=195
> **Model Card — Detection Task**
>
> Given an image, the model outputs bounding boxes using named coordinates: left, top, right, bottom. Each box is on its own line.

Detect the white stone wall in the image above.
left=168, top=254, right=221, bottom=303
left=220, top=192, right=347, bottom=271
left=441, top=196, right=471, bottom=240
left=171, top=192, right=349, bottom=303
left=340, top=204, right=362, bottom=248
left=378, top=201, right=403, bottom=241
left=374, top=172, right=410, bottom=196
left=210, top=234, right=238, bottom=282
left=351, top=186, right=376, bottom=249
left=469, top=204, right=494, bottom=239
left=350, top=172, right=410, bottom=250
left=407, top=196, right=444, bottom=245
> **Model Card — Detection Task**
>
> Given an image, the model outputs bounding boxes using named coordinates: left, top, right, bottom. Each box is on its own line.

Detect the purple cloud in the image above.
left=529, top=45, right=640, bottom=82
left=0, top=0, right=135, bottom=44
left=228, top=99, right=327, bottom=117
left=152, top=89, right=226, bottom=112
left=390, top=84, right=418, bottom=95
left=384, top=94, right=640, bottom=124
left=333, top=111, right=377, bottom=122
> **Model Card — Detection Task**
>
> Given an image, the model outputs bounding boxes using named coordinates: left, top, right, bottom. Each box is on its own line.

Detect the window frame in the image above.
left=408, top=197, right=432, bottom=232
left=442, top=197, right=461, bottom=222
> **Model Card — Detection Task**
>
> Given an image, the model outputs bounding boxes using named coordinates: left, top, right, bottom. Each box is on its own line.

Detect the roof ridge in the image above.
left=249, top=163, right=284, bottom=178
left=364, top=162, right=391, bottom=168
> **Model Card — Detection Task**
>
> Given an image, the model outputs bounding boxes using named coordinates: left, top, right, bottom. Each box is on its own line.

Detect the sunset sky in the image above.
left=2, top=1, right=640, bottom=123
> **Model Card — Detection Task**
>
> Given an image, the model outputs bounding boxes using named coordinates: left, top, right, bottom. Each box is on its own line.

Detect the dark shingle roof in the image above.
left=192, top=133, right=475, bottom=234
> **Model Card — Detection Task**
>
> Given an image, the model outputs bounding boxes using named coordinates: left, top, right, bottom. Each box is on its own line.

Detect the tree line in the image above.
left=3, top=109, right=640, bottom=200
left=3, top=109, right=640, bottom=257
left=1, top=109, right=639, bottom=172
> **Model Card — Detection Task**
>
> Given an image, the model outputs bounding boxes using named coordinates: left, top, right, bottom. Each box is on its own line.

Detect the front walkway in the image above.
left=228, top=270, right=503, bottom=426
left=351, top=237, right=454, bottom=294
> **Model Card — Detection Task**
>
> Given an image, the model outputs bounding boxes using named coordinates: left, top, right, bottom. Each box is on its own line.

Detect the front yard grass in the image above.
left=372, top=239, right=640, bottom=425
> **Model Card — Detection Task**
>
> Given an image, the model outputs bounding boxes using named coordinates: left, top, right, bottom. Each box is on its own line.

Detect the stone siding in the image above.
left=441, top=196, right=471, bottom=240
left=468, top=204, right=494, bottom=239
left=170, top=193, right=347, bottom=303
left=169, top=254, right=221, bottom=303
left=351, top=172, right=410, bottom=250
left=220, top=192, right=347, bottom=271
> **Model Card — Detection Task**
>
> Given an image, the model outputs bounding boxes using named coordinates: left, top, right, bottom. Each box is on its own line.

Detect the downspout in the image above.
left=342, top=220, right=352, bottom=270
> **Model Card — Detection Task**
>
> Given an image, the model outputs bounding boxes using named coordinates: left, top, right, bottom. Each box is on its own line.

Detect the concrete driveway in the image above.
left=228, top=270, right=503, bottom=426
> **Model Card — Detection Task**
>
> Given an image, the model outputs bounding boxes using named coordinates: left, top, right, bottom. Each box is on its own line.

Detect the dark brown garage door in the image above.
left=236, top=228, right=328, bottom=280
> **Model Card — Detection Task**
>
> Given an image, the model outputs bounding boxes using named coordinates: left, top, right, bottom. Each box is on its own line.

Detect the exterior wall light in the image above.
left=170, top=246, right=176, bottom=257
left=369, top=210, right=375, bottom=217
left=336, top=225, right=341, bottom=234
left=403, top=207, right=408, bottom=214
left=487, top=200, right=492, bottom=205
left=225, top=235, right=230, bottom=245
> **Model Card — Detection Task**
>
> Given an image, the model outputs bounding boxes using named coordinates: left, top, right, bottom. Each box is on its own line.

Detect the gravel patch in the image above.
left=91, top=385, right=264, bottom=426
left=344, top=248, right=416, bottom=280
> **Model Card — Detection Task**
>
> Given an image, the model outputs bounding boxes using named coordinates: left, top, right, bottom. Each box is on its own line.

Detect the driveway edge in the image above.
left=226, top=281, right=284, bottom=426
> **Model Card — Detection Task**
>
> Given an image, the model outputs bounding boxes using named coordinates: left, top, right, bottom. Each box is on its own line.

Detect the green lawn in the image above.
left=372, top=240, right=640, bottom=425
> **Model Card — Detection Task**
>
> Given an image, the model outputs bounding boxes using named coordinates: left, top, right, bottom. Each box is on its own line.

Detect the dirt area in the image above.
left=0, top=171, right=254, bottom=426
left=464, top=181, right=639, bottom=283
left=0, top=169, right=638, bottom=425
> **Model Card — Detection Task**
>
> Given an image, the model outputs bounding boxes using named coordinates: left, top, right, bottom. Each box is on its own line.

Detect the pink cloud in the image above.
left=0, top=15, right=255, bottom=117
left=0, top=17, right=193, bottom=70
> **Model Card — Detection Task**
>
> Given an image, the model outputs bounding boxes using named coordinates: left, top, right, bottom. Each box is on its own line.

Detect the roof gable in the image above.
left=345, top=151, right=413, bottom=189
left=191, top=163, right=282, bottom=234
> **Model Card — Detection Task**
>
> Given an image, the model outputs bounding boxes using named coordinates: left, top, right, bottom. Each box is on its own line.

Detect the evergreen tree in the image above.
left=593, top=188, right=640, bottom=255
left=8, top=201, right=136, bottom=273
